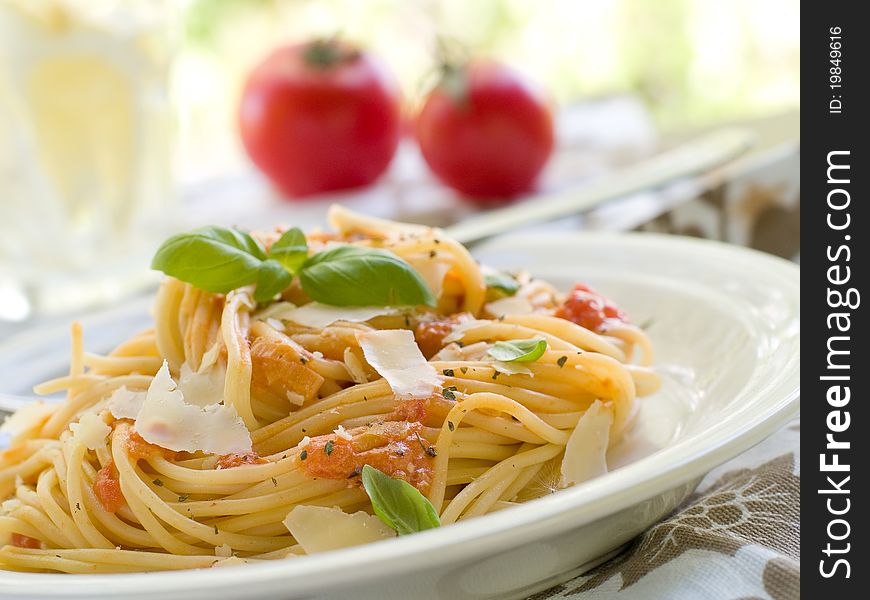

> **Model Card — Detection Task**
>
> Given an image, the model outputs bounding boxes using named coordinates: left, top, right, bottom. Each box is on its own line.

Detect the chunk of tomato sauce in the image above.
left=414, top=313, right=472, bottom=359
left=390, top=399, right=429, bottom=424
left=555, top=283, right=627, bottom=333
left=298, top=421, right=435, bottom=493
left=114, top=422, right=177, bottom=462
left=94, top=461, right=125, bottom=513
left=10, top=533, right=42, bottom=549
left=216, top=452, right=268, bottom=469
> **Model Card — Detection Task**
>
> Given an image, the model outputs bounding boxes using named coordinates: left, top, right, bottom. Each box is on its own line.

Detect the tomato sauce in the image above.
left=94, top=462, right=125, bottom=513
left=10, top=533, right=41, bottom=549
left=414, top=312, right=472, bottom=359
left=125, top=429, right=177, bottom=461
left=298, top=421, right=435, bottom=492
left=555, top=283, right=627, bottom=333
left=215, top=452, right=268, bottom=469
left=390, top=398, right=429, bottom=424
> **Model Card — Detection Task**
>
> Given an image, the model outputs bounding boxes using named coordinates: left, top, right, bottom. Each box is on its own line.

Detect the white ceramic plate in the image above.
left=0, top=233, right=800, bottom=600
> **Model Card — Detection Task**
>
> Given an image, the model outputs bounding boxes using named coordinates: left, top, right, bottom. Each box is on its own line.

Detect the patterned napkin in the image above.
left=529, top=418, right=800, bottom=600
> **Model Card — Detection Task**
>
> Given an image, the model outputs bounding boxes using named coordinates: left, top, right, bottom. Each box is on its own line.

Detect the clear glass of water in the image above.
left=0, top=0, right=174, bottom=321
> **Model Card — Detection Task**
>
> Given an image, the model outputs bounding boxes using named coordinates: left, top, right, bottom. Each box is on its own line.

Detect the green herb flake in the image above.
left=442, top=368, right=454, bottom=377
left=447, top=421, right=455, bottom=432
left=361, top=465, right=441, bottom=535
left=324, top=440, right=335, bottom=456
left=152, top=478, right=163, bottom=487
left=557, top=356, right=568, bottom=368
left=178, top=494, right=189, bottom=503
left=442, top=386, right=458, bottom=401
left=300, top=450, right=308, bottom=461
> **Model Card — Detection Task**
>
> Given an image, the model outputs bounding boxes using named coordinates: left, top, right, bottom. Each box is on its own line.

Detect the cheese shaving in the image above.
left=560, top=400, right=613, bottom=487
left=277, top=303, right=397, bottom=329
left=283, top=505, right=395, bottom=553
left=484, top=296, right=534, bottom=318
left=134, top=361, right=252, bottom=455
left=443, top=319, right=489, bottom=344
left=106, top=386, right=146, bottom=420
left=357, top=330, right=441, bottom=399
left=333, top=425, right=352, bottom=441
left=69, top=413, right=111, bottom=450
left=407, top=258, right=451, bottom=298
left=178, top=361, right=226, bottom=408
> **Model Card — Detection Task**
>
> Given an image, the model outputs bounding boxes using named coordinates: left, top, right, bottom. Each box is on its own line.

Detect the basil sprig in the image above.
left=487, top=338, right=548, bottom=362
left=301, top=246, right=435, bottom=307
left=267, top=227, right=308, bottom=273
left=361, top=465, right=440, bottom=535
left=151, top=226, right=435, bottom=307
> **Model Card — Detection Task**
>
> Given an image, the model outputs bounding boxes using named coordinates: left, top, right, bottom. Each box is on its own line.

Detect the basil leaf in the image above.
left=253, top=259, right=294, bottom=303
left=299, top=246, right=436, bottom=307
left=487, top=338, right=548, bottom=362
left=361, top=465, right=440, bottom=535
left=151, top=226, right=266, bottom=293
left=484, top=271, right=520, bottom=299
left=268, top=228, right=308, bottom=274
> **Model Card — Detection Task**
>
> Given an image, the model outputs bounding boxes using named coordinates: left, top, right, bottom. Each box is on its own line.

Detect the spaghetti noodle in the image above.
left=0, top=207, right=660, bottom=573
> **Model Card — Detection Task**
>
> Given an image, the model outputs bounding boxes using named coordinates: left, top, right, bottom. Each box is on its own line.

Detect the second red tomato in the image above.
left=416, top=60, right=555, bottom=201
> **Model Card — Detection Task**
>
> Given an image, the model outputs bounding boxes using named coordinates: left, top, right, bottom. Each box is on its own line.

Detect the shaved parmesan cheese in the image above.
left=178, top=361, right=226, bottom=408
left=431, top=341, right=488, bottom=362
left=277, top=303, right=397, bottom=329
left=283, top=505, right=395, bottom=553
left=69, top=413, right=111, bottom=450
left=285, top=391, right=305, bottom=406
left=106, top=386, right=146, bottom=420
left=333, top=425, right=352, bottom=441
left=443, top=319, right=489, bottom=344
left=254, top=301, right=298, bottom=321
left=358, top=330, right=441, bottom=399
left=135, top=361, right=251, bottom=455
left=408, top=258, right=451, bottom=298
left=490, top=361, right=533, bottom=377
left=215, top=544, right=233, bottom=558
left=560, top=400, right=613, bottom=488
left=484, top=296, right=534, bottom=318
left=1, top=401, right=53, bottom=438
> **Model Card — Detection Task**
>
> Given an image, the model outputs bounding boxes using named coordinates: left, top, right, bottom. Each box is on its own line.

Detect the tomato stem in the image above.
left=303, top=38, right=359, bottom=70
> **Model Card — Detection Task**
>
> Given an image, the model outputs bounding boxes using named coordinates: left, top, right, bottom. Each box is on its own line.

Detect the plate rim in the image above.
left=0, top=232, right=800, bottom=597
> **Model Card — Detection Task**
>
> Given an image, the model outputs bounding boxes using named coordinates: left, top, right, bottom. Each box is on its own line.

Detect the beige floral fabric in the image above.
left=530, top=419, right=800, bottom=600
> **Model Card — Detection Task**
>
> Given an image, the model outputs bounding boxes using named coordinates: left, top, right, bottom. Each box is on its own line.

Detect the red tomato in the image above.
left=555, top=283, right=628, bottom=333
left=239, top=39, right=402, bottom=198
left=415, top=60, right=555, bottom=201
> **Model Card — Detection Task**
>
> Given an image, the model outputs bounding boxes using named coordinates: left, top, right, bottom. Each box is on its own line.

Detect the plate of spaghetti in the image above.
left=0, top=207, right=799, bottom=600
